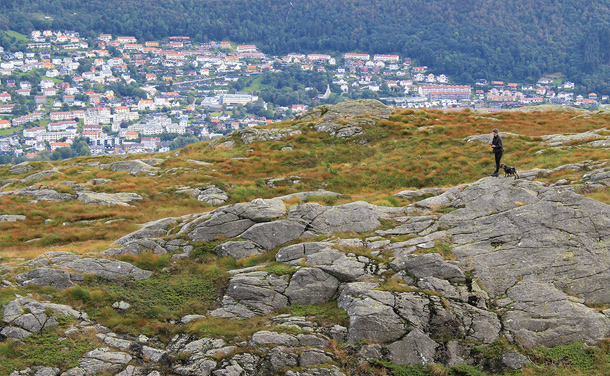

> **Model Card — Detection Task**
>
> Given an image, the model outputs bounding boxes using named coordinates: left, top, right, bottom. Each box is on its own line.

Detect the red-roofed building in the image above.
left=50, top=142, right=70, bottom=151
left=125, top=131, right=139, bottom=139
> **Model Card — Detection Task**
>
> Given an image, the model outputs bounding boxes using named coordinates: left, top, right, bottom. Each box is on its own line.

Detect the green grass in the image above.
left=243, top=76, right=263, bottom=91
left=54, top=257, right=230, bottom=339
left=5, top=30, right=28, bottom=41
left=0, top=128, right=15, bottom=136
left=0, top=329, right=98, bottom=375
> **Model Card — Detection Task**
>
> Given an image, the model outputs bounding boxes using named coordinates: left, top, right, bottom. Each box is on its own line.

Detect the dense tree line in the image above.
left=3, top=1, right=610, bottom=92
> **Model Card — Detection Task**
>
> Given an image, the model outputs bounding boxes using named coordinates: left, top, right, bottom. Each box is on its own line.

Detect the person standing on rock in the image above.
left=490, top=128, right=503, bottom=177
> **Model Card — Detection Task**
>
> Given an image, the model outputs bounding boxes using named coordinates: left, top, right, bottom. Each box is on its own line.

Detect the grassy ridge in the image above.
left=1, top=107, right=609, bottom=258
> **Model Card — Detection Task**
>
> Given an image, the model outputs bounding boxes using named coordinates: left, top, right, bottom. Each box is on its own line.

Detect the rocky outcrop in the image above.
left=77, top=192, right=143, bottom=206
left=296, top=99, right=392, bottom=122
left=210, top=126, right=302, bottom=149
left=113, top=217, right=185, bottom=245
left=182, top=198, right=288, bottom=242
left=21, top=169, right=60, bottom=182
left=78, top=348, right=133, bottom=375
left=177, top=185, right=229, bottom=206
left=7, top=153, right=610, bottom=375
left=296, top=100, right=391, bottom=140
left=209, top=270, right=290, bottom=318
left=1, top=298, right=87, bottom=340
left=17, top=251, right=153, bottom=285
left=11, top=186, right=76, bottom=202
left=214, top=241, right=262, bottom=260
left=542, top=129, right=605, bottom=146
left=110, top=160, right=158, bottom=175
left=0, top=186, right=143, bottom=206
left=64, top=258, right=153, bottom=281
left=499, top=281, right=609, bottom=348
left=0, top=214, right=26, bottom=222
left=103, top=237, right=194, bottom=257
left=239, top=126, right=302, bottom=145
left=287, top=201, right=384, bottom=234
left=9, top=162, right=33, bottom=174
left=209, top=100, right=391, bottom=150
left=14, top=268, right=80, bottom=290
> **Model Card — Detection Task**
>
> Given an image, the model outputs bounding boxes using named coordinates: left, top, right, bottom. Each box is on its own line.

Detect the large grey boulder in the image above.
left=542, top=130, right=603, bottom=146
left=386, top=329, right=438, bottom=366
left=63, top=258, right=153, bottom=281
left=299, top=349, right=334, bottom=367
left=275, top=242, right=334, bottom=265
left=212, top=354, right=260, bottom=376
left=215, top=241, right=262, bottom=260
left=213, top=270, right=290, bottom=317
left=284, top=268, right=340, bottom=304
left=314, top=121, right=365, bottom=138
left=337, top=283, right=406, bottom=343
left=250, top=331, right=299, bottom=347
left=79, top=348, right=132, bottom=375
left=304, top=248, right=376, bottom=282
left=187, top=212, right=255, bottom=242
left=288, top=201, right=382, bottom=234
left=166, top=334, right=226, bottom=356
left=77, top=192, right=143, bottom=206
left=172, top=355, right=217, bottom=376
left=14, top=268, right=78, bottom=290
left=103, top=239, right=169, bottom=256
left=390, top=253, right=465, bottom=282
left=500, top=281, right=610, bottom=348
left=28, top=251, right=81, bottom=267
left=110, top=160, right=157, bottom=175
left=239, top=220, right=306, bottom=250
left=113, top=217, right=180, bottom=245
left=21, top=169, right=60, bottom=182
left=9, top=161, right=32, bottom=174
left=185, top=198, right=288, bottom=242
left=197, top=186, right=229, bottom=205
left=0, top=326, right=32, bottom=340
left=15, top=187, right=76, bottom=202
left=177, top=185, right=229, bottom=206
left=268, top=348, right=299, bottom=370
left=2, top=298, right=87, bottom=339
left=394, top=187, right=447, bottom=200
left=232, top=198, right=287, bottom=222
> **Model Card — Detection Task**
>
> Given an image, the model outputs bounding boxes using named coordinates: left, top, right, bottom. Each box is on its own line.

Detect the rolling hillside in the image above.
left=2, top=101, right=610, bottom=375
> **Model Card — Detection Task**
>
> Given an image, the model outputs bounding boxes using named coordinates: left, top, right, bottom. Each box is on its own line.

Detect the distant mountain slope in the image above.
left=2, top=0, right=610, bottom=90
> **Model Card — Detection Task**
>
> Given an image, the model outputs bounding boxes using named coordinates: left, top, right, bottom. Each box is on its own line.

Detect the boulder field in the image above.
left=4, top=173, right=610, bottom=375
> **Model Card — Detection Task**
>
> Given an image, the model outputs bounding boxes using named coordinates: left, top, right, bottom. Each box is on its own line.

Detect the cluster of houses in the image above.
left=0, top=30, right=598, bottom=159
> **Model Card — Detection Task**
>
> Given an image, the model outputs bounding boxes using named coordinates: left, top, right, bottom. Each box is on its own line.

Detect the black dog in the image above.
left=500, top=163, right=519, bottom=179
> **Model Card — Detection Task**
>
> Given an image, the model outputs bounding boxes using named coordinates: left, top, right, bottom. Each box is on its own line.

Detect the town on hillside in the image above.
left=0, top=31, right=599, bottom=161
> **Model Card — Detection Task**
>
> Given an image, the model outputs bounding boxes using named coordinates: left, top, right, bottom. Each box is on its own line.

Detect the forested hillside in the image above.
left=2, top=0, right=610, bottom=91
